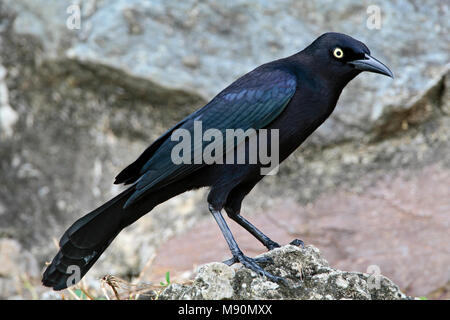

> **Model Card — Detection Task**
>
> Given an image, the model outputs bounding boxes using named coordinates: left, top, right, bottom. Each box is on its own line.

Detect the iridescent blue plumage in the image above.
left=122, top=68, right=297, bottom=207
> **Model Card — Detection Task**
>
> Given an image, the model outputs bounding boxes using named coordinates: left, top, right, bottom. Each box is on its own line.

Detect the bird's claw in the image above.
left=223, top=239, right=304, bottom=267
left=222, top=257, right=236, bottom=266
left=266, top=240, right=281, bottom=251
left=223, top=255, right=273, bottom=267
left=223, top=252, right=286, bottom=285
left=289, top=239, right=305, bottom=248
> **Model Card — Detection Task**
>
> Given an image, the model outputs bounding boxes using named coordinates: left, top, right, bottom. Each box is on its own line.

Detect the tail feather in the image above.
left=42, top=187, right=147, bottom=290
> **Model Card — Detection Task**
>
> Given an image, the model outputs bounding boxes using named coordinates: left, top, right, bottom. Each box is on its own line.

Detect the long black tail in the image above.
left=42, top=187, right=155, bottom=290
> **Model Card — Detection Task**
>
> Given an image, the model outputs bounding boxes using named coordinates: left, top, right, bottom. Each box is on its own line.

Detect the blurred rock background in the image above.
left=0, top=0, right=448, bottom=299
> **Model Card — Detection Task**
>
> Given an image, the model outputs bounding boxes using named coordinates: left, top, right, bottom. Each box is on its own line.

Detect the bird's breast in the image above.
left=266, top=86, right=338, bottom=159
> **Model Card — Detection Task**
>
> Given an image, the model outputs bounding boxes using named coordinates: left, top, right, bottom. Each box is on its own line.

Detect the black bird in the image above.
left=42, top=32, right=393, bottom=290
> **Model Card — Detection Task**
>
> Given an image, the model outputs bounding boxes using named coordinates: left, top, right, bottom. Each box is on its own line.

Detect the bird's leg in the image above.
left=208, top=205, right=285, bottom=284
left=226, top=208, right=305, bottom=248
left=222, top=255, right=273, bottom=267
left=222, top=208, right=305, bottom=266
left=226, top=211, right=281, bottom=250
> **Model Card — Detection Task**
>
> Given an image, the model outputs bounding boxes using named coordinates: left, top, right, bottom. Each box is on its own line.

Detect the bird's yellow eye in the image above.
left=333, top=48, right=344, bottom=59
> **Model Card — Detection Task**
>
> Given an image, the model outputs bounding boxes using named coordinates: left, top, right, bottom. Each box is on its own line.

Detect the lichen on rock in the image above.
left=158, top=245, right=411, bottom=300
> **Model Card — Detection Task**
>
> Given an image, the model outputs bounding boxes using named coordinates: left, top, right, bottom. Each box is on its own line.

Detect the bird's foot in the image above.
left=223, top=255, right=273, bottom=267
left=265, top=240, right=281, bottom=251
left=289, top=239, right=305, bottom=248
left=265, top=239, right=304, bottom=250
left=223, top=252, right=286, bottom=284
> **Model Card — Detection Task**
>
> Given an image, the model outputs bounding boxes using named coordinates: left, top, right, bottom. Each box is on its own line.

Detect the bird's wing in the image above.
left=123, top=68, right=297, bottom=207
left=114, top=120, right=193, bottom=185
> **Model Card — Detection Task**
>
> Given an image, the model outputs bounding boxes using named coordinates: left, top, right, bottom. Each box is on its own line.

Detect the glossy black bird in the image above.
left=42, top=32, right=393, bottom=290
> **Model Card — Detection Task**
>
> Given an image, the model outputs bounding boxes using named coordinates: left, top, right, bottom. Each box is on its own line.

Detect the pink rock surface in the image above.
left=143, top=164, right=450, bottom=297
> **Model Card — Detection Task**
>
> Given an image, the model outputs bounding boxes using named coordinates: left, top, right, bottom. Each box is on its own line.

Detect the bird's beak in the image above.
left=348, top=53, right=394, bottom=78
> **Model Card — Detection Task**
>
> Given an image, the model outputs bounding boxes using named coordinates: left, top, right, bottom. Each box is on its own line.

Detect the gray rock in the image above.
left=0, top=238, right=39, bottom=278
left=4, top=0, right=449, bottom=145
left=0, top=3, right=207, bottom=278
left=442, top=71, right=450, bottom=115
left=159, top=245, right=411, bottom=300
left=0, top=238, right=39, bottom=299
left=0, top=64, right=18, bottom=137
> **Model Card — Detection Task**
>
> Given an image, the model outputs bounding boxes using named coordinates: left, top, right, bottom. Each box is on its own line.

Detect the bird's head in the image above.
left=303, top=32, right=393, bottom=84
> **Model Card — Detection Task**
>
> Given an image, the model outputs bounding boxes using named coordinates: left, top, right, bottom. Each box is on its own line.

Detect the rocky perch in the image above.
left=159, top=245, right=410, bottom=300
